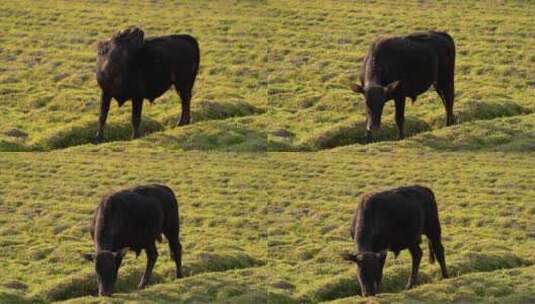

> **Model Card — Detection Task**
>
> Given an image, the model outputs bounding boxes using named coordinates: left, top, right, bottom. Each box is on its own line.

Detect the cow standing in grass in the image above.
left=83, top=184, right=182, bottom=297
left=350, top=31, right=455, bottom=143
left=342, top=185, right=448, bottom=297
left=95, top=27, right=199, bottom=142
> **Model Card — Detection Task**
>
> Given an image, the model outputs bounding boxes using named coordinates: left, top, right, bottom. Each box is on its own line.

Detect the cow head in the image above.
left=83, top=249, right=127, bottom=296
left=96, top=27, right=144, bottom=92
left=350, top=81, right=400, bottom=132
left=342, top=251, right=387, bottom=297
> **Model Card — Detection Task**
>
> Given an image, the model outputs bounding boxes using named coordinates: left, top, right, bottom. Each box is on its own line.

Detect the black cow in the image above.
left=350, top=31, right=455, bottom=142
left=95, top=27, right=200, bottom=142
left=342, top=186, right=448, bottom=297
left=83, top=184, right=182, bottom=297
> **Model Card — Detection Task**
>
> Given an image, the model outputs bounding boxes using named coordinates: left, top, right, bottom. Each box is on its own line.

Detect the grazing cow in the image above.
left=350, top=31, right=455, bottom=142
left=95, top=27, right=200, bottom=142
left=83, top=184, right=182, bottom=297
left=342, top=185, right=448, bottom=297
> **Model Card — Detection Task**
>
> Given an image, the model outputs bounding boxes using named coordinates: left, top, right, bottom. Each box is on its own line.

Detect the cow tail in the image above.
left=188, top=36, right=200, bottom=87
left=425, top=187, right=440, bottom=264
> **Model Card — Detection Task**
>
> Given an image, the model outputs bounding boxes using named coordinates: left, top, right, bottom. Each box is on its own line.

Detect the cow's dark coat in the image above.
left=342, top=185, right=448, bottom=296
left=351, top=31, right=456, bottom=142
left=95, top=27, right=199, bottom=141
left=83, top=184, right=182, bottom=296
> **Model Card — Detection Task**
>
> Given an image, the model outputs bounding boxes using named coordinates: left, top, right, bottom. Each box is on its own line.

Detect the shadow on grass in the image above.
left=301, top=251, right=532, bottom=303
left=39, top=252, right=265, bottom=302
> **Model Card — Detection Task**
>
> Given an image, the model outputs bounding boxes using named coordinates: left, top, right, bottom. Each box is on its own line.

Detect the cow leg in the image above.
left=95, top=91, right=111, bottom=143
left=406, top=245, right=422, bottom=289
left=443, top=84, right=455, bottom=126
left=431, top=239, right=449, bottom=279
left=166, top=232, right=183, bottom=278
left=435, top=82, right=455, bottom=127
left=138, top=243, right=158, bottom=289
left=377, top=252, right=387, bottom=288
left=115, top=255, right=124, bottom=273
left=175, top=86, right=191, bottom=126
left=131, top=98, right=143, bottom=139
left=394, top=97, right=406, bottom=140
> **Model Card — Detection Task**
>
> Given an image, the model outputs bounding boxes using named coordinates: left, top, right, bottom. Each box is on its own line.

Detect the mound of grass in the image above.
left=57, top=269, right=275, bottom=303
left=76, top=117, right=268, bottom=152
left=160, top=100, right=265, bottom=127
left=0, top=136, right=31, bottom=152
left=185, top=252, right=265, bottom=276
left=432, top=100, right=530, bottom=127
left=404, top=113, right=535, bottom=152
left=39, top=252, right=265, bottom=302
left=300, top=116, right=431, bottom=150
left=190, top=100, right=264, bottom=124
left=330, top=265, right=535, bottom=304
left=0, top=288, right=39, bottom=304
left=300, top=250, right=530, bottom=302
left=32, top=117, right=164, bottom=150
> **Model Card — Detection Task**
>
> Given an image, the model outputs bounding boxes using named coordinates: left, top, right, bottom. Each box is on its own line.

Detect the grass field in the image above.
left=1, top=0, right=535, bottom=303
left=0, top=0, right=268, bottom=151
left=267, top=0, right=535, bottom=151
left=0, top=152, right=269, bottom=303
left=1, top=151, right=534, bottom=303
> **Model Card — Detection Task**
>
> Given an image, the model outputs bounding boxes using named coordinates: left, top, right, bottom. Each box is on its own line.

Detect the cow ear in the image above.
left=113, top=248, right=128, bottom=258
left=83, top=253, right=96, bottom=262
left=129, top=28, right=144, bottom=48
left=384, top=81, right=400, bottom=97
left=341, top=252, right=358, bottom=263
left=355, top=253, right=365, bottom=263
left=350, top=83, right=364, bottom=94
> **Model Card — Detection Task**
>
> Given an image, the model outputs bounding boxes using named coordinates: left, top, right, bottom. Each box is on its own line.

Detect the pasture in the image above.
left=1, top=151, right=534, bottom=303
left=0, top=152, right=269, bottom=303
left=1, top=0, right=534, bottom=303
left=0, top=0, right=268, bottom=151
